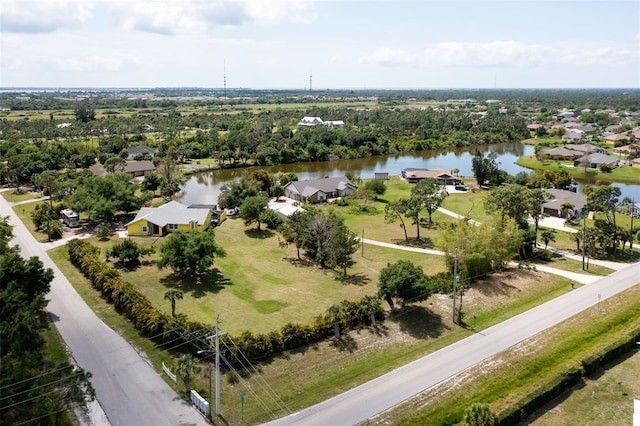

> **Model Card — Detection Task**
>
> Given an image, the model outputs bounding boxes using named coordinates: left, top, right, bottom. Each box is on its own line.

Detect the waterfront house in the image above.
left=573, top=153, right=619, bottom=169
left=283, top=176, right=357, bottom=203
left=402, top=168, right=461, bottom=185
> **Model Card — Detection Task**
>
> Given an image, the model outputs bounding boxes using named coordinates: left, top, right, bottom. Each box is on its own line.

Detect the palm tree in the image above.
left=326, top=303, right=348, bottom=339
left=175, top=354, right=201, bottom=395
left=560, top=202, right=574, bottom=219
left=164, top=289, right=184, bottom=317
left=360, top=295, right=381, bottom=327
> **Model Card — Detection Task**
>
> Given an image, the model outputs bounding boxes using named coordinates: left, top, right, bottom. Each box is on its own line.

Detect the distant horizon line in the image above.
left=1, top=86, right=638, bottom=92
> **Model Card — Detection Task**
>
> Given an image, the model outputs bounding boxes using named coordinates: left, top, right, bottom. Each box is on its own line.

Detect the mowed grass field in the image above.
left=53, top=216, right=448, bottom=336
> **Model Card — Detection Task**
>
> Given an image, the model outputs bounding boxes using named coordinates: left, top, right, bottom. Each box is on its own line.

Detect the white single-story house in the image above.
left=283, top=176, right=357, bottom=203
left=126, top=145, right=158, bottom=160
left=298, top=116, right=324, bottom=126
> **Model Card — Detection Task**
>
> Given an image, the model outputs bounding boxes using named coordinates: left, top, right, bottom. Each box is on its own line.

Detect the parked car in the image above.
left=454, top=184, right=468, bottom=191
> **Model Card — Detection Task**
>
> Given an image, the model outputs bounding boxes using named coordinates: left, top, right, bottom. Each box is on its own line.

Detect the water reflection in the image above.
left=176, top=143, right=639, bottom=206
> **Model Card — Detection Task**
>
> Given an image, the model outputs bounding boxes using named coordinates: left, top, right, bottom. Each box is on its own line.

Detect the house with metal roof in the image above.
left=283, top=176, right=357, bottom=203
left=126, top=201, right=212, bottom=236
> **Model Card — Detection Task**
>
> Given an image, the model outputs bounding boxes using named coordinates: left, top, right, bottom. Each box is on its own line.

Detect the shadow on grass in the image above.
left=473, top=276, right=520, bottom=297
left=389, top=306, right=447, bottom=339
left=283, top=257, right=317, bottom=268
left=329, top=334, right=358, bottom=352
left=336, top=273, right=371, bottom=286
left=244, top=228, right=275, bottom=239
left=161, top=267, right=231, bottom=298
left=396, top=237, right=435, bottom=249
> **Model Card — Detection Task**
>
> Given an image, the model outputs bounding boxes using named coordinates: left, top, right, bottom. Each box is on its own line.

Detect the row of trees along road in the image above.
left=0, top=217, right=95, bottom=425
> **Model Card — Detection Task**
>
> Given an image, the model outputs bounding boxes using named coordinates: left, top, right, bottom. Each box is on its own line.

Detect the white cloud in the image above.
left=360, top=48, right=418, bottom=66
left=108, top=0, right=316, bottom=35
left=422, top=41, right=551, bottom=67
left=1, top=0, right=95, bottom=33
left=51, top=54, right=142, bottom=72
left=362, top=40, right=639, bottom=70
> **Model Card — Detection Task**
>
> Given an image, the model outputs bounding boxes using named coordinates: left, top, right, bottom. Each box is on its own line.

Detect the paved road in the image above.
left=1, top=194, right=206, bottom=426
left=265, top=262, right=640, bottom=426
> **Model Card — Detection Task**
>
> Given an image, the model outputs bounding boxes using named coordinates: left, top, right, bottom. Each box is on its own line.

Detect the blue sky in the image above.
left=1, top=0, right=639, bottom=89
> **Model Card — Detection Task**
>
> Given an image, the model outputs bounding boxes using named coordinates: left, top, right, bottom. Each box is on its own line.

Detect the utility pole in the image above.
left=452, top=248, right=458, bottom=323
left=202, top=315, right=227, bottom=417
left=361, top=227, right=364, bottom=257
left=582, top=211, right=586, bottom=271
left=214, top=314, right=226, bottom=416
left=630, top=199, right=635, bottom=257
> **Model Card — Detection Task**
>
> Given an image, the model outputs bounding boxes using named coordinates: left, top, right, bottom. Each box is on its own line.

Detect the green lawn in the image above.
left=517, top=155, right=640, bottom=184
left=1, top=188, right=43, bottom=203
left=52, top=217, right=448, bottom=336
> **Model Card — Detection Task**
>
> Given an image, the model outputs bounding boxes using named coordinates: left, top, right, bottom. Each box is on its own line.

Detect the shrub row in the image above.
left=497, top=329, right=640, bottom=425
left=66, top=239, right=385, bottom=365
left=497, top=368, right=582, bottom=425
left=581, top=328, right=640, bottom=376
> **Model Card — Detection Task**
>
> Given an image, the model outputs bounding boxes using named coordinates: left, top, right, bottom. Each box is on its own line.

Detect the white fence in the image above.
left=162, top=362, right=177, bottom=383
left=191, top=390, right=210, bottom=417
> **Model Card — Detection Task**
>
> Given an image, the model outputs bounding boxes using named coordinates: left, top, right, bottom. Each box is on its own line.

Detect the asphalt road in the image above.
left=1, top=195, right=206, bottom=426
left=264, top=262, right=640, bottom=426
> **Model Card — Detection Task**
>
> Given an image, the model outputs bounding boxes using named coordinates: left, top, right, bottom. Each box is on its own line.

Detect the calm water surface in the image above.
left=176, top=143, right=639, bottom=205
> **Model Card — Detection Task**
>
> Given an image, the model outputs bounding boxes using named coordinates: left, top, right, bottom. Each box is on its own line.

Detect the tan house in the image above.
left=127, top=201, right=212, bottom=236
left=633, top=158, right=640, bottom=169
left=603, top=133, right=630, bottom=145
left=402, top=168, right=461, bottom=185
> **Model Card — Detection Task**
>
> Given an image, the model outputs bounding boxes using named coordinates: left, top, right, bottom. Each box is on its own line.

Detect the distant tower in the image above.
left=309, top=70, right=312, bottom=91
left=224, top=60, right=227, bottom=95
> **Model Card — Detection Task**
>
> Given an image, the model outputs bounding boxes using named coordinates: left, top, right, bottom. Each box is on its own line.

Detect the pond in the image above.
left=175, top=142, right=640, bottom=205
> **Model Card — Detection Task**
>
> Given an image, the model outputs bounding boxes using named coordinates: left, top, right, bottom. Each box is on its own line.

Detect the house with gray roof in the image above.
left=541, top=189, right=587, bottom=218
left=573, top=153, right=619, bottom=169
left=543, top=146, right=582, bottom=159
left=283, top=176, right=357, bottom=203
left=564, top=143, right=605, bottom=154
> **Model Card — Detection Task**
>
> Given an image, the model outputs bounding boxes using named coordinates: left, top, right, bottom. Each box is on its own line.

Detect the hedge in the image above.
left=66, top=238, right=385, bottom=365
left=497, top=329, right=640, bottom=425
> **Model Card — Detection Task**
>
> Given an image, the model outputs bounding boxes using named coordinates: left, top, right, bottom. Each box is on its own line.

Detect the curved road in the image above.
left=1, top=194, right=206, bottom=426
left=265, top=261, right=640, bottom=425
